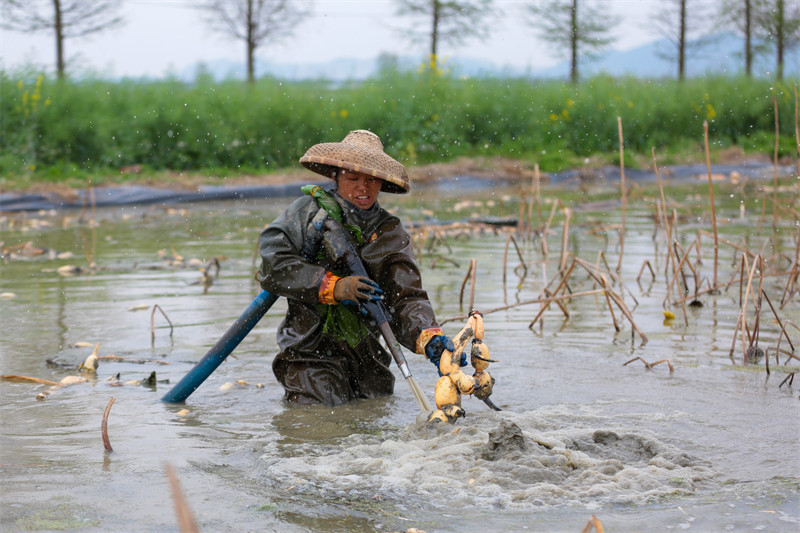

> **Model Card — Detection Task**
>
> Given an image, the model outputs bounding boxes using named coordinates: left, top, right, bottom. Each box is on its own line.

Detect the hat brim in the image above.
left=300, top=155, right=408, bottom=194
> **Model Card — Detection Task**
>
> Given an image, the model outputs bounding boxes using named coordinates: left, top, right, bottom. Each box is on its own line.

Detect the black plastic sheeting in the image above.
left=1, top=161, right=791, bottom=212
left=0, top=182, right=326, bottom=212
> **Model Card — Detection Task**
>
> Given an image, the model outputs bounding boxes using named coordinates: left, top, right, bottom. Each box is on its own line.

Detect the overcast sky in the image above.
left=1, top=0, right=676, bottom=78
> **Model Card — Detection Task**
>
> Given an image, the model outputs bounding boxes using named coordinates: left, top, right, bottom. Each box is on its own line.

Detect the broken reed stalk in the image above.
left=165, top=464, right=200, bottom=533
left=729, top=312, right=743, bottom=357
left=703, top=121, right=720, bottom=289
left=459, top=259, right=474, bottom=312
left=623, top=356, right=674, bottom=372
left=570, top=255, right=639, bottom=308
left=534, top=163, right=542, bottom=227
left=666, top=240, right=697, bottom=298
left=502, top=234, right=527, bottom=287
left=560, top=207, right=572, bottom=274
left=559, top=255, right=648, bottom=343
left=617, top=116, right=627, bottom=274
left=781, top=261, right=799, bottom=308
left=600, top=274, right=621, bottom=331
left=469, top=257, right=477, bottom=311
left=761, top=288, right=794, bottom=351
left=541, top=200, right=560, bottom=257
left=0, top=375, right=61, bottom=386
left=637, top=260, right=656, bottom=283
left=652, top=150, right=680, bottom=307
left=671, top=240, right=701, bottom=313
left=591, top=251, right=603, bottom=290
left=605, top=282, right=649, bottom=344
left=151, top=304, right=174, bottom=345
left=544, top=287, right=570, bottom=319
left=741, top=255, right=762, bottom=363
left=664, top=210, right=688, bottom=325
left=526, top=166, right=535, bottom=235
left=779, top=372, right=795, bottom=388
left=102, top=397, right=115, bottom=452
left=581, top=514, right=605, bottom=533
left=529, top=259, right=577, bottom=328
left=773, top=95, right=780, bottom=232
left=753, top=263, right=766, bottom=358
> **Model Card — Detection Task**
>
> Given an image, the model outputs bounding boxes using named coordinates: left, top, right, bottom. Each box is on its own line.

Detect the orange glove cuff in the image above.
left=415, top=327, right=444, bottom=355
left=318, top=272, right=341, bottom=305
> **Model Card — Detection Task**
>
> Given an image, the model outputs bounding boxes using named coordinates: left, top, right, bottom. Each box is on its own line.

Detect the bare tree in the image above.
left=655, top=0, right=714, bottom=80
left=719, top=0, right=759, bottom=76
left=523, top=0, right=619, bottom=84
left=198, top=0, right=308, bottom=84
left=0, top=0, right=123, bottom=79
left=753, top=0, right=800, bottom=79
left=394, top=0, right=495, bottom=71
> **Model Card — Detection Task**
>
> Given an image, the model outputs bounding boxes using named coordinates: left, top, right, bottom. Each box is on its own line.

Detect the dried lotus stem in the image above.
left=1, top=375, right=61, bottom=386
left=469, top=258, right=477, bottom=311
left=637, top=260, right=656, bottom=283
left=502, top=234, right=527, bottom=287
left=623, top=357, right=673, bottom=372
left=166, top=464, right=200, bottom=533
left=704, top=121, right=720, bottom=288
left=600, top=275, right=620, bottom=332
left=459, top=259, right=474, bottom=312
left=581, top=514, right=605, bottom=533
left=102, top=397, right=115, bottom=452
left=151, top=304, right=174, bottom=345
left=617, top=116, right=627, bottom=275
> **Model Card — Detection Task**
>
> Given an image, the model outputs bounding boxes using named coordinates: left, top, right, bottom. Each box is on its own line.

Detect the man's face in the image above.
left=335, top=169, right=383, bottom=210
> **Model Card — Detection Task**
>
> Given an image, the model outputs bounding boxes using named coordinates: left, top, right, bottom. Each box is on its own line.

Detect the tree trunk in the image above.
left=54, top=0, right=65, bottom=79
left=431, top=0, right=440, bottom=69
left=745, top=0, right=752, bottom=77
left=570, top=0, right=578, bottom=83
left=776, top=0, right=785, bottom=80
left=246, top=0, right=256, bottom=84
left=678, top=0, right=686, bottom=81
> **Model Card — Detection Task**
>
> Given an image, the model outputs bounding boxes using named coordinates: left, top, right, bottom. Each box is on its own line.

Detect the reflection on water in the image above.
left=1, top=193, right=799, bottom=532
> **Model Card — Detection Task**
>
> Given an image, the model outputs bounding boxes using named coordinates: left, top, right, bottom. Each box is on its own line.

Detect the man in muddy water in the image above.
left=257, top=129, right=464, bottom=405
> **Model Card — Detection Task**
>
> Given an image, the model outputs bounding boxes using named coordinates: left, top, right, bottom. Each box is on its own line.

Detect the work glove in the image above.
left=425, top=335, right=464, bottom=371
left=333, top=275, right=383, bottom=306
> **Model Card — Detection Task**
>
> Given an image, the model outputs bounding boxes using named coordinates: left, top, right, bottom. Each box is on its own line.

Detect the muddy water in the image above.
left=1, top=189, right=799, bottom=532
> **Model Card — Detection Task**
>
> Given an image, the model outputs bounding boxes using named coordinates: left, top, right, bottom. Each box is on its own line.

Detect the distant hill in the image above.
left=180, top=33, right=799, bottom=82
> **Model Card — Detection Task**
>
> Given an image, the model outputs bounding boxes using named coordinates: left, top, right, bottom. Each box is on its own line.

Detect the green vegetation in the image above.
left=2, top=67, right=797, bottom=190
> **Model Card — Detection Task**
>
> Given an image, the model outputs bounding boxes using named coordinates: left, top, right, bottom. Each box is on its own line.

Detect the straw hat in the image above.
left=299, top=130, right=410, bottom=194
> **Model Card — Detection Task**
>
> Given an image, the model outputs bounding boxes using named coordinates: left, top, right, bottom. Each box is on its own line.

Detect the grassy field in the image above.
left=1, top=66, right=798, bottom=191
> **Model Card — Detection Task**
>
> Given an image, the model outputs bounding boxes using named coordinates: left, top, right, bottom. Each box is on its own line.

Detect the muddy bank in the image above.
left=1, top=157, right=793, bottom=212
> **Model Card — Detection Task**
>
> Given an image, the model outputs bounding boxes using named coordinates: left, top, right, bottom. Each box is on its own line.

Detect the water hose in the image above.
left=161, top=290, right=279, bottom=403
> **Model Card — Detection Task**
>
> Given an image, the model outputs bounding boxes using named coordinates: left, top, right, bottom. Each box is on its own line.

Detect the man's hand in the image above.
left=333, top=275, right=383, bottom=305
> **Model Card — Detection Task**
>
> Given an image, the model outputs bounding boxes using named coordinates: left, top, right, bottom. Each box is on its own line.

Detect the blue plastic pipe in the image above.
left=161, top=289, right=279, bottom=403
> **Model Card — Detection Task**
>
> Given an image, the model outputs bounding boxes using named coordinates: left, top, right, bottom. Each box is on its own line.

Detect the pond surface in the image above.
left=1, top=185, right=799, bottom=532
